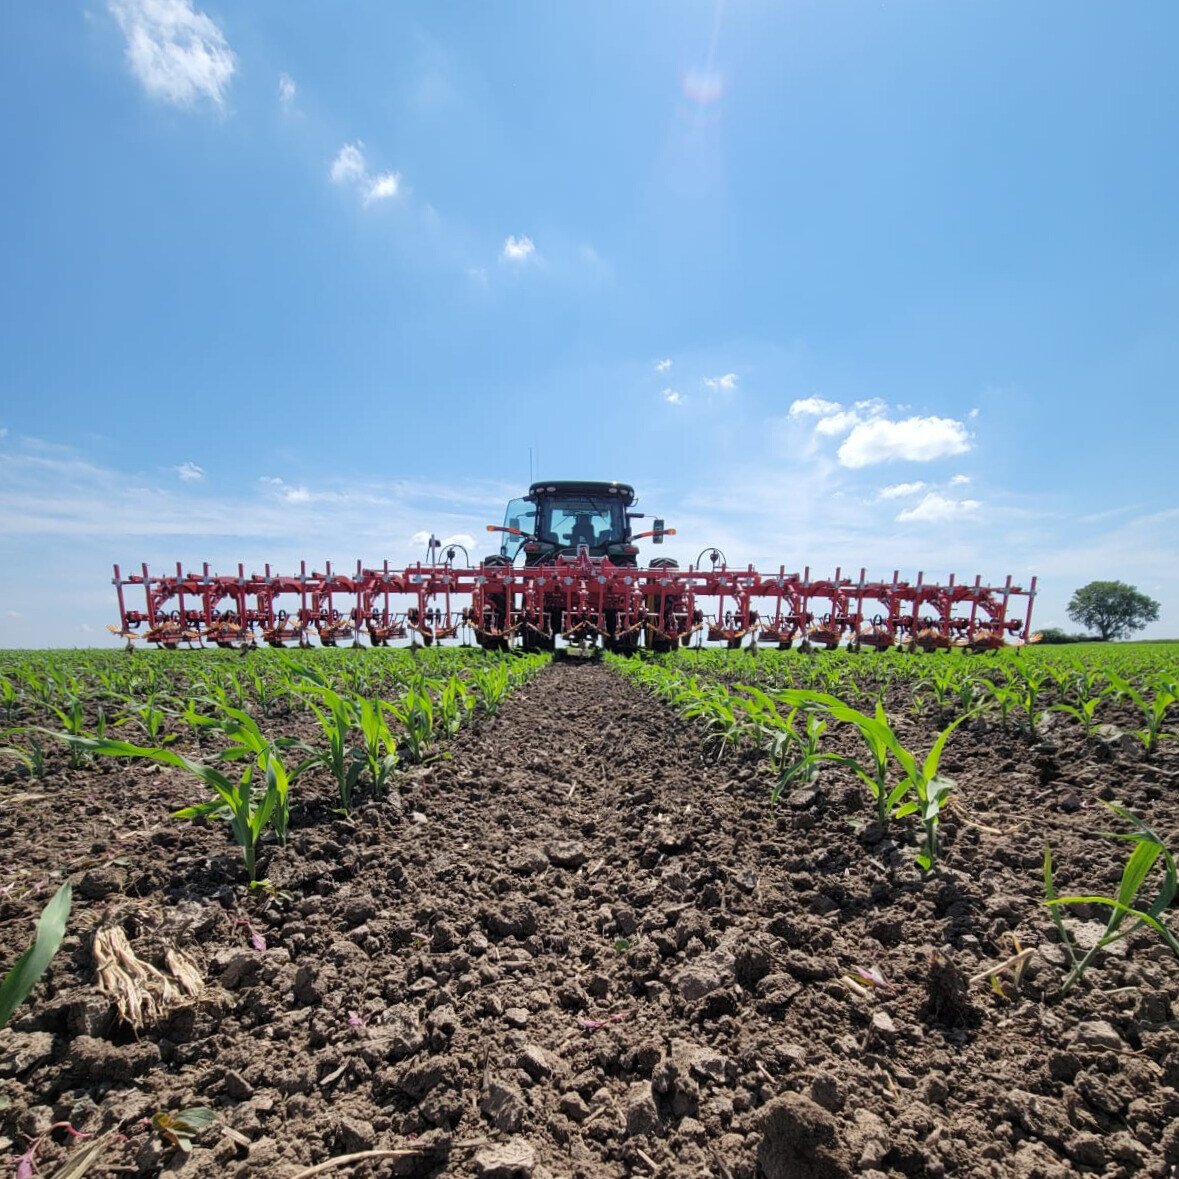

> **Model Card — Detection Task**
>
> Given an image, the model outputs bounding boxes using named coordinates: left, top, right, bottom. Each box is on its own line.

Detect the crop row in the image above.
left=607, top=650, right=1179, bottom=997
left=2, top=650, right=548, bottom=884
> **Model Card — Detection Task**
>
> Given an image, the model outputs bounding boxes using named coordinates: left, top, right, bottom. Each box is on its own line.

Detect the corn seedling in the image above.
left=385, top=682, right=435, bottom=764
left=886, top=716, right=965, bottom=872
left=356, top=697, right=398, bottom=798
left=72, top=735, right=285, bottom=882
left=471, top=663, right=512, bottom=716
left=1108, top=673, right=1176, bottom=757
left=1050, top=691, right=1109, bottom=740
left=1044, top=804, right=1179, bottom=994
left=295, top=682, right=365, bottom=813
left=1, top=732, right=46, bottom=780
left=0, top=881, right=71, bottom=1028
left=50, top=698, right=89, bottom=768
left=436, top=674, right=475, bottom=737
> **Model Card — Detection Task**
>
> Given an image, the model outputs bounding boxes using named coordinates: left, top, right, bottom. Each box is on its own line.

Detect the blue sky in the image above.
left=1, top=1, right=1176, bottom=646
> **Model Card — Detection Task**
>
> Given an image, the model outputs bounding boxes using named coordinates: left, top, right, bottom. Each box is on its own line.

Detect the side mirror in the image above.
left=653, top=519, right=665, bottom=545
left=508, top=517, right=520, bottom=531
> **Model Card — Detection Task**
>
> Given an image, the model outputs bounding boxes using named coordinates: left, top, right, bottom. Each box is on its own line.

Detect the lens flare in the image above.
left=682, top=70, right=724, bottom=105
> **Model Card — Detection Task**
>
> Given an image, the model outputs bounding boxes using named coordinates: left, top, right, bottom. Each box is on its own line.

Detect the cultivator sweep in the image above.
left=111, top=480, right=1037, bottom=653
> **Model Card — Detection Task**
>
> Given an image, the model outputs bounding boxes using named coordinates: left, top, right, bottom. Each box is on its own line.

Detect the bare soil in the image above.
left=1, top=662, right=1178, bottom=1177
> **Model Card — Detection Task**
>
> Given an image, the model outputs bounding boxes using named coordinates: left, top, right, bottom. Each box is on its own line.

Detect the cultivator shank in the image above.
left=112, top=557, right=1036, bottom=653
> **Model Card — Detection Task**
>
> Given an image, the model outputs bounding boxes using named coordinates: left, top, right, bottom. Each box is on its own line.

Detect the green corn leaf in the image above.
left=0, top=882, right=72, bottom=1028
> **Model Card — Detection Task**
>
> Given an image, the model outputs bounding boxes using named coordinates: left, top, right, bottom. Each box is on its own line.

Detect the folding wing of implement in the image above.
left=111, top=480, right=1037, bottom=654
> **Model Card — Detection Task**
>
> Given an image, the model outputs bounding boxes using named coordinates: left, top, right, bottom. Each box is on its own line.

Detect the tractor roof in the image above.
left=527, top=481, right=635, bottom=504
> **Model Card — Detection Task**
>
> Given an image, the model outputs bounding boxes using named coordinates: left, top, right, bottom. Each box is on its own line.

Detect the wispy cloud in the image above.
left=704, top=373, right=738, bottom=392
left=877, top=481, right=925, bottom=500
left=109, top=0, right=236, bottom=109
left=330, top=142, right=402, bottom=205
left=330, top=142, right=367, bottom=185
left=501, top=235, right=536, bottom=263
left=278, top=72, right=296, bottom=109
left=655, top=358, right=672, bottom=374
left=175, top=461, right=204, bottom=481
left=663, top=388, right=684, bottom=406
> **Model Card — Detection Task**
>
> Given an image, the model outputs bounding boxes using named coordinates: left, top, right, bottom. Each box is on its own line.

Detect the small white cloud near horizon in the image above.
left=788, top=396, right=841, bottom=417
left=175, top=461, right=205, bottom=481
left=109, top=0, right=236, bottom=108
left=704, top=373, right=738, bottom=392
left=501, top=235, right=536, bottom=263
left=278, top=72, right=296, bottom=108
left=260, top=475, right=311, bottom=504
left=837, top=415, right=971, bottom=469
left=330, top=142, right=367, bottom=185
left=877, top=481, right=926, bottom=500
left=655, top=358, right=672, bottom=373
left=663, top=388, right=684, bottom=406
left=365, top=172, right=401, bottom=203
left=950, top=474, right=972, bottom=486
left=896, top=492, right=982, bottom=524
left=330, top=142, right=403, bottom=205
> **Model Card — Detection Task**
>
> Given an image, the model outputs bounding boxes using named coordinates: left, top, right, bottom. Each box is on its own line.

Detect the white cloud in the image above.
left=365, top=171, right=401, bottom=203
left=278, top=72, right=296, bottom=108
left=877, top=481, right=926, bottom=500
left=411, top=530, right=433, bottom=546
left=896, top=492, right=981, bottom=523
left=330, top=143, right=403, bottom=206
left=330, top=142, right=367, bottom=185
left=814, top=411, right=861, bottom=437
left=655, top=358, right=672, bottom=374
left=837, top=415, right=971, bottom=469
left=663, top=388, right=684, bottom=406
left=175, top=461, right=204, bottom=481
left=950, top=474, right=971, bottom=486
left=788, top=397, right=841, bottom=417
left=501, top=235, right=536, bottom=263
left=109, top=0, right=236, bottom=108
left=968, top=407, right=980, bottom=420
left=704, top=373, right=738, bottom=392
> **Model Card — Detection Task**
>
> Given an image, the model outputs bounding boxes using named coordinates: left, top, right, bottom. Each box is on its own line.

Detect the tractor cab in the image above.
left=492, top=480, right=663, bottom=567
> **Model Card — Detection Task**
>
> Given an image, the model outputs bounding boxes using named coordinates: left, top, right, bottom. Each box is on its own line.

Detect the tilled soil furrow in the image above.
left=3, top=660, right=1177, bottom=1179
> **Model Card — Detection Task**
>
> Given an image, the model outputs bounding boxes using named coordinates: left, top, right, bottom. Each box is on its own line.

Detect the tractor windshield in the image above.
left=536, top=494, right=625, bottom=549
left=500, top=498, right=537, bottom=557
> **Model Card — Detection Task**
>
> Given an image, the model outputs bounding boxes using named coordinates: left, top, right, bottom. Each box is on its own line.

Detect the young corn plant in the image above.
left=1050, top=690, right=1109, bottom=740
left=74, top=736, right=282, bottom=883
left=1009, top=665, right=1048, bottom=737
left=436, top=675, right=475, bottom=737
left=1108, top=673, right=1177, bottom=757
left=356, top=697, right=398, bottom=798
left=768, top=708, right=827, bottom=807
left=385, top=681, right=435, bottom=765
left=0, top=882, right=72, bottom=1028
left=50, top=697, right=90, bottom=769
left=1044, top=804, right=1179, bottom=993
left=471, top=664, right=512, bottom=717
left=886, top=716, right=966, bottom=872
left=296, top=684, right=365, bottom=814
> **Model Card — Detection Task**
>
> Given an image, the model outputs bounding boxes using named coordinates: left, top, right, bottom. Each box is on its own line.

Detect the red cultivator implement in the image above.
left=111, top=481, right=1037, bottom=654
